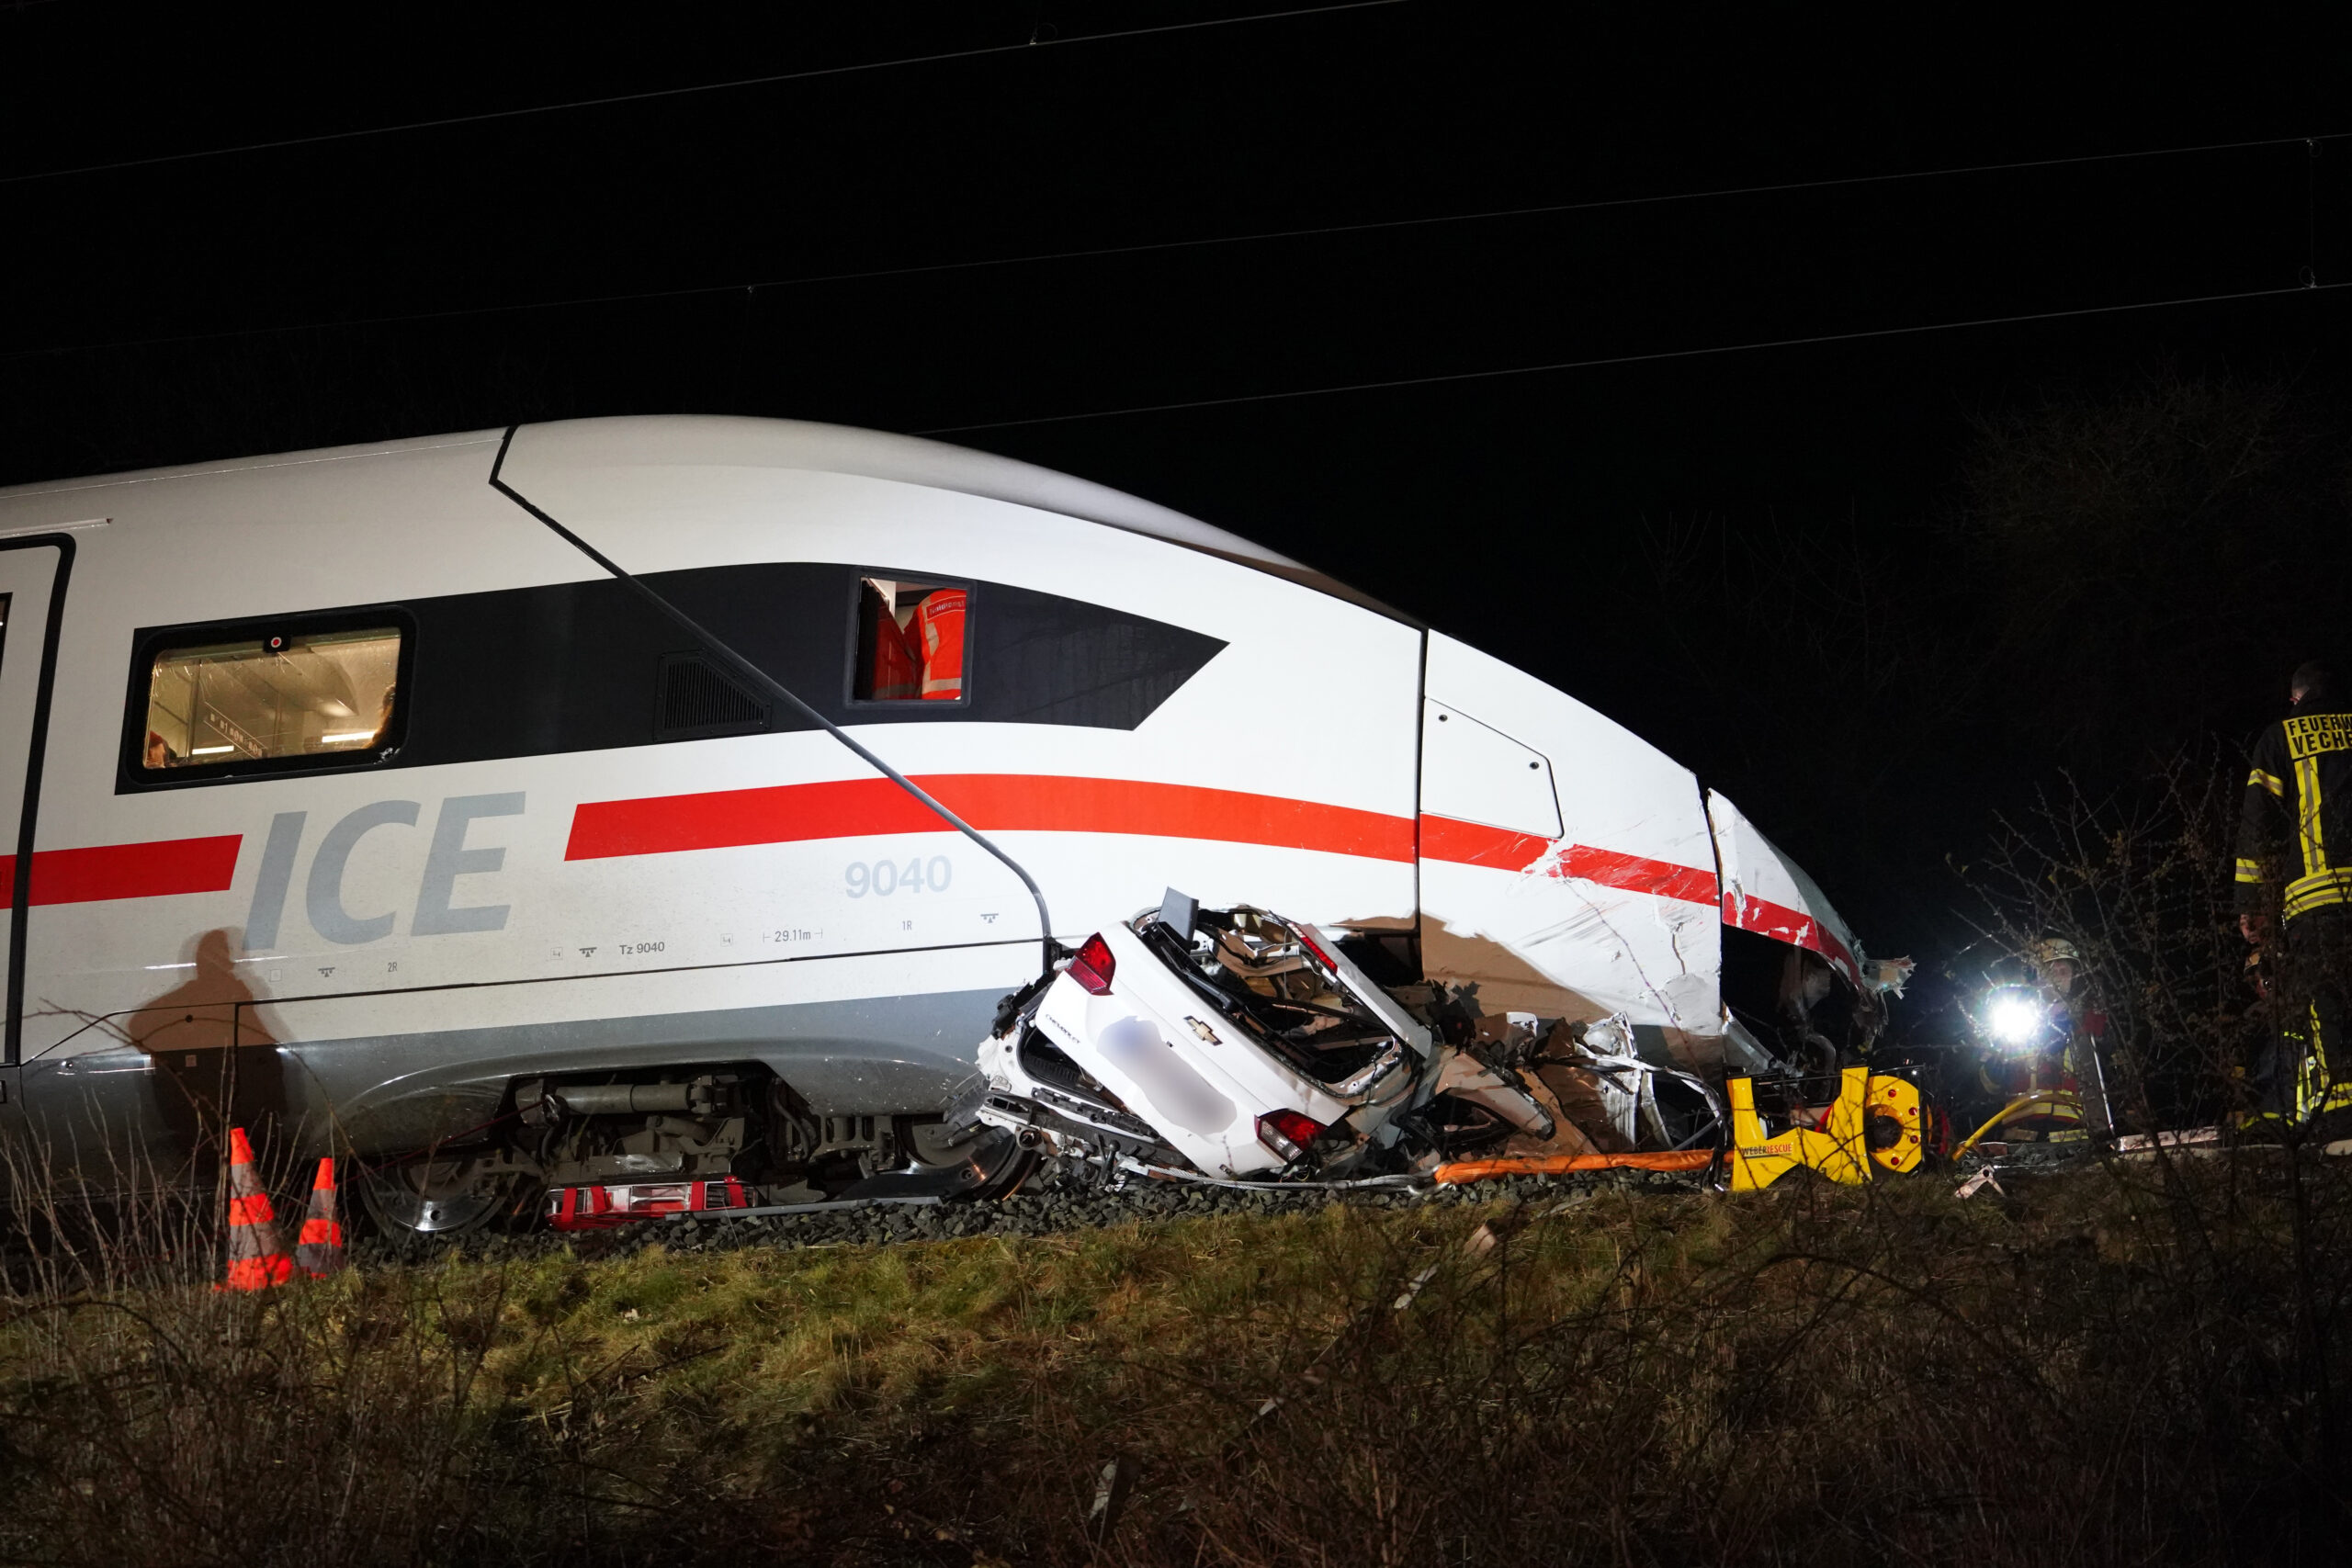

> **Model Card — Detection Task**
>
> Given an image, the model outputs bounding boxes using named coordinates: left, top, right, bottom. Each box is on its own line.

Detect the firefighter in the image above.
left=2236, top=660, right=2352, bottom=1131
left=1972, top=937, right=2110, bottom=1143
left=2033, top=937, right=2112, bottom=1133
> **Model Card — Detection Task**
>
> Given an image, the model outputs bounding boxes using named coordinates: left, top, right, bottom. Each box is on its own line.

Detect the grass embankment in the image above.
left=3, top=1161, right=2347, bottom=1566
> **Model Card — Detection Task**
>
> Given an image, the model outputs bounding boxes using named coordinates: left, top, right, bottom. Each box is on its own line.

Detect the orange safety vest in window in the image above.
left=914, top=589, right=966, bottom=700
left=870, top=612, right=921, bottom=701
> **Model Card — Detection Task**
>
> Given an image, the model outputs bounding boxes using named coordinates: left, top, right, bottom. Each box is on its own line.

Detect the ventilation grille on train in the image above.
left=654, top=652, right=770, bottom=741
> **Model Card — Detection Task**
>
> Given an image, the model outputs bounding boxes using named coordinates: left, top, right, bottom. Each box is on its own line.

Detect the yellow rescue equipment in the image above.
left=1950, top=1089, right=2090, bottom=1160
left=1726, top=1067, right=1925, bottom=1190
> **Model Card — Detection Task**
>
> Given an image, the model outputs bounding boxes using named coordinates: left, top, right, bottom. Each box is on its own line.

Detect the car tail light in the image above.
left=1296, top=926, right=1336, bottom=971
left=1256, top=1109, right=1326, bottom=1162
left=1068, top=932, right=1116, bottom=995
left=545, top=1177, right=752, bottom=1231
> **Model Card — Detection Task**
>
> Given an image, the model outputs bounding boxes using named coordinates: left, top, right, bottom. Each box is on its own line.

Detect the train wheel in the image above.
left=965, top=1125, right=1040, bottom=1200
left=358, top=1150, right=526, bottom=1236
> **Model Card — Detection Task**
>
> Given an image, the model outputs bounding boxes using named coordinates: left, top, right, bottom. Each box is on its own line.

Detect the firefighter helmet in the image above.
left=2027, top=937, right=2081, bottom=972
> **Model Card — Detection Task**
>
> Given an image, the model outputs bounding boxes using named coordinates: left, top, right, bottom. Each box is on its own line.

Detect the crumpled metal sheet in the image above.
left=1706, top=788, right=1865, bottom=985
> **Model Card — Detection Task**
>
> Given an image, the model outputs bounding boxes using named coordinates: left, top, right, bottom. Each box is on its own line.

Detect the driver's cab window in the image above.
left=853, top=577, right=966, bottom=702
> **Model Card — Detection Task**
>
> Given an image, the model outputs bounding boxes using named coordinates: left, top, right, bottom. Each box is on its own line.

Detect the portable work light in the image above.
left=1981, top=986, right=2048, bottom=1052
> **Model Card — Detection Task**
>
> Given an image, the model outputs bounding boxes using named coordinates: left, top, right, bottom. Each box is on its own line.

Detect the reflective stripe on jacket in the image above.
left=2238, top=703, right=2352, bottom=919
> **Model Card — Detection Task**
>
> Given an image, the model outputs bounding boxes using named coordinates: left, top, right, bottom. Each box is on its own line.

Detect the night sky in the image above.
left=6, top=2, right=2348, bottom=976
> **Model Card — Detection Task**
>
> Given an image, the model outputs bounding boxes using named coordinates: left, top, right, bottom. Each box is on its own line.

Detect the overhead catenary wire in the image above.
left=914, top=280, right=2352, bottom=434
left=0, top=1, right=1408, bottom=186
left=5, top=128, right=2342, bottom=364
left=485, top=427, right=1061, bottom=976
left=759, top=129, right=2352, bottom=288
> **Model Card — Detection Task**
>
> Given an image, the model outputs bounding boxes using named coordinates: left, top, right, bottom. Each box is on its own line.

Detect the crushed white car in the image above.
left=971, top=891, right=1729, bottom=1187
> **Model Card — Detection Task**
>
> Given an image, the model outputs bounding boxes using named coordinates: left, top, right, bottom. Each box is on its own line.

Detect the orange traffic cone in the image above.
left=220, top=1126, right=292, bottom=1292
left=294, top=1156, right=345, bottom=1278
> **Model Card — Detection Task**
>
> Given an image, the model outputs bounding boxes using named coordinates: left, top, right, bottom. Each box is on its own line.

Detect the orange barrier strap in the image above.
left=227, top=1193, right=277, bottom=1225
left=1432, top=1150, right=1716, bottom=1185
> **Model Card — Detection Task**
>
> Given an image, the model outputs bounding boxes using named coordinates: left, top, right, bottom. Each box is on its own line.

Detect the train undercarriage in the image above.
left=361, top=897, right=1919, bottom=1238
left=357, top=1066, right=1037, bottom=1235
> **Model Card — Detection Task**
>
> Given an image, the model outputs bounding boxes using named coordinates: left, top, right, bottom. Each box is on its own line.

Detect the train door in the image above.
left=0, top=539, right=69, bottom=1134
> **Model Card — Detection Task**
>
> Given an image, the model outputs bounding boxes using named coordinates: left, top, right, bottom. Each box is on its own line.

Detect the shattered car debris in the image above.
left=971, top=892, right=1735, bottom=1188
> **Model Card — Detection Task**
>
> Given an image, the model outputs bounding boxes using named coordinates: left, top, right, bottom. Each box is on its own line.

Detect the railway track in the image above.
left=358, top=1163, right=1715, bottom=1265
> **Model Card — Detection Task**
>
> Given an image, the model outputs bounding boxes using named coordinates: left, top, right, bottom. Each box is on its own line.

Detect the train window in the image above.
left=141, top=625, right=401, bottom=772
left=852, top=576, right=967, bottom=702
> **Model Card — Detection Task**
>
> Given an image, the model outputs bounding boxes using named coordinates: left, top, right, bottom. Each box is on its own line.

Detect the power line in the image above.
left=0, top=2, right=1407, bottom=186
left=786, top=129, right=2351, bottom=280
left=5, top=128, right=2340, bottom=363
left=914, top=281, right=2352, bottom=434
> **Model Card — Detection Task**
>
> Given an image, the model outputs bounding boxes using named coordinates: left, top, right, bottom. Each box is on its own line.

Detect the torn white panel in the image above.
left=1706, top=788, right=1862, bottom=984
left=1720, top=1014, right=1782, bottom=1075
left=1418, top=636, right=1722, bottom=1034
left=1580, top=1017, right=1641, bottom=1145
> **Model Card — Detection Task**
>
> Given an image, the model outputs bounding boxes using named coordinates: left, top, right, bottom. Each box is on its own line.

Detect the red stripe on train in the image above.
left=1417, top=814, right=1720, bottom=906
left=566, top=774, right=1419, bottom=863
left=1723, top=889, right=1858, bottom=978
left=564, top=781, right=1720, bottom=910
left=0, top=835, right=243, bottom=906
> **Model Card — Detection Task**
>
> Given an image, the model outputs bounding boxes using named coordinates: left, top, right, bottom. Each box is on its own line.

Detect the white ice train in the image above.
left=0, top=416, right=1884, bottom=1231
